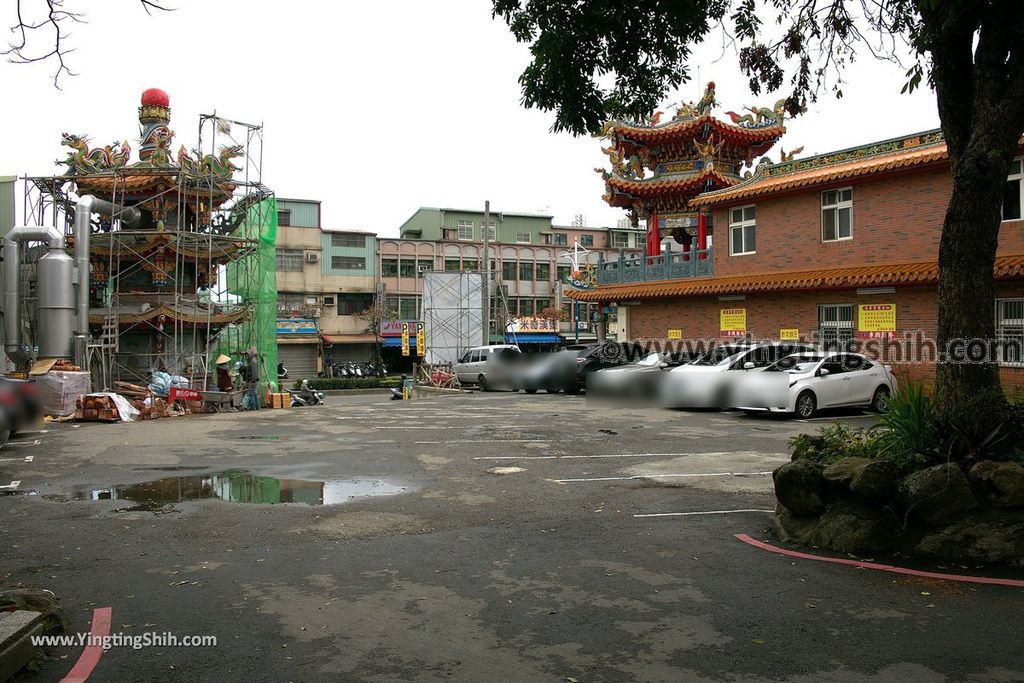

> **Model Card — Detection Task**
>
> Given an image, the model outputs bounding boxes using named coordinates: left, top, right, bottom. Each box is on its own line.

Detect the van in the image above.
left=453, top=345, right=522, bottom=391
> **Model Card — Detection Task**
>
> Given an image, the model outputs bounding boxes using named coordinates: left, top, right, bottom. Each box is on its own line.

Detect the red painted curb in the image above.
left=61, top=606, right=112, bottom=683
left=734, top=534, right=1024, bottom=587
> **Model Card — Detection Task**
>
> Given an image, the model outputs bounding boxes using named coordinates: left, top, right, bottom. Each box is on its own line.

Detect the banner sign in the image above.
left=779, top=328, right=800, bottom=341
left=401, top=323, right=410, bottom=356
left=720, top=308, right=747, bottom=337
left=858, top=304, right=896, bottom=339
left=507, top=317, right=558, bottom=334
left=382, top=320, right=420, bottom=336
left=415, top=322, right=425, bottom=357
left=168, top=387, right=203, bottom=403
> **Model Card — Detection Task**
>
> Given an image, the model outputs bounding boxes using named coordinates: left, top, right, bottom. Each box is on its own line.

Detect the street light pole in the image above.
left=482, top=200, right=490, bottom=346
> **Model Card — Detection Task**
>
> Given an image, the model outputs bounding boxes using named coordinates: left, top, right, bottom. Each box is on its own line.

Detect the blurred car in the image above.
left=558, top=343, right=635, bottom=394
left=453, top=344, right=522, bottom=391
left=662, top=341, right=817, bottom=408
left=587, top=351, right=694, bottom=402
left=735, top=351, right=897, bottom=418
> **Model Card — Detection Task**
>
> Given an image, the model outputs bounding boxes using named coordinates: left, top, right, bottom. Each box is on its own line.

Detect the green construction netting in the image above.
left=215, top=196, right=278, bottom=398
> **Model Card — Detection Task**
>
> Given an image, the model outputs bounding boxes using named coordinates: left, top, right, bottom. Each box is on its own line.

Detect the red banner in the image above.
left=168, top=387, right=203, bottom=402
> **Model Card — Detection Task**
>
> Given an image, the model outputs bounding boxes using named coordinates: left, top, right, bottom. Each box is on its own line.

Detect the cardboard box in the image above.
left=270, top=392, right=291, bottom=409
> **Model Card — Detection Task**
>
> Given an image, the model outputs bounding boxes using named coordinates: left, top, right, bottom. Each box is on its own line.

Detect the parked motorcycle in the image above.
left=277, top=362, right=289, bottom=380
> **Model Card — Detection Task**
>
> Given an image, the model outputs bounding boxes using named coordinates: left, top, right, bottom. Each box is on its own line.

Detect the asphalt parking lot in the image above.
left=1, top=391, right=1020, bottom=682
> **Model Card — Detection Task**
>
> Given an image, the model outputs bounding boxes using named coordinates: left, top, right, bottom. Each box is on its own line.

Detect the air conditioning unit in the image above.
left=305, top=253, right=319, bottom=263
left=417, top=265, right=432, bottom=273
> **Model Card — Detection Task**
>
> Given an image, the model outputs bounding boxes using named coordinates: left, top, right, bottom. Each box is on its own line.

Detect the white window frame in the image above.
left=457, top=220, right=474, bottom=241
left=482, top=222, right=496, bottom=241
left=729, top=205, right=756, bottom=256
left=515, top=231, right=531, bottom=244
left=818, top=303, right=854, bottom=351
left=822, top=187, right=853, bottom=242
left=996, top=298, right=1024, bottom=366
left=1003, top=157, right=1024, bottom=223
left=611, top=232, right=629, bottom=248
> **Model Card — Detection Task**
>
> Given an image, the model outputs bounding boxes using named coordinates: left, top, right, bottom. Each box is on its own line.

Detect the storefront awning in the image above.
left=507, top=333, right=561, bottom=344
left=322, top=334, right=378, bottom=344
left=382, top=336, right=417, bottom=348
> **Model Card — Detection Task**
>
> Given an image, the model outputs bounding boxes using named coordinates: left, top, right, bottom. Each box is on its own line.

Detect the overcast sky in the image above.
left=1, top=1, right=939, bottom=235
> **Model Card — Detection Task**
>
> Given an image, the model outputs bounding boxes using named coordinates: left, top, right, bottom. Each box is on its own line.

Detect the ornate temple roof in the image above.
left=607, top=115, right=784, bottom=158
left=603, top=167, right=738, bottom=207
left=566, top=253, right=1024, bottom=302
left=88, top=303, right=247, bottom=327
left=691, top=131, right=948, bottom=207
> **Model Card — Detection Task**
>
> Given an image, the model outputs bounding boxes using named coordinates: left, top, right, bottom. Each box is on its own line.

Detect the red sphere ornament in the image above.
left=141, top=88, right=170, bottom=108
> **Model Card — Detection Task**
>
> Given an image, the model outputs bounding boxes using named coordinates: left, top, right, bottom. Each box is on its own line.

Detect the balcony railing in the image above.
left=597, top=243, right=713, bottom=285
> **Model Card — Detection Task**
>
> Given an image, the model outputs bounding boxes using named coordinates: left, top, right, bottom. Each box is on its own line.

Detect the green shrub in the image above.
left=789, top=423, right=883, bottom=465
left=874, top=384, right=936, bottom=458
left=297, top=377, right=402, bottom=390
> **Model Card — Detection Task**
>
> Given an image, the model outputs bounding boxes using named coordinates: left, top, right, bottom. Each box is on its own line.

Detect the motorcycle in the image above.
left=288, top=379, right=324, bottom=407
left=277, top=362, right=289, bottom=380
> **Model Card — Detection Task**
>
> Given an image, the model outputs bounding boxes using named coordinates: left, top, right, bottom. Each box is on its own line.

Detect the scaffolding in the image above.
left=18, top=111, right=276, bottom=394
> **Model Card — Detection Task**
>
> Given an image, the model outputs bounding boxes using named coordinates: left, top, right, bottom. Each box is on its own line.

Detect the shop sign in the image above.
left=415, top=322, right=426, bottom=357
left=858, top=304, right=896, bottom=339
left=720, top=308, right=747, bottom=337
left=276, top=318, right=318, bottom=335
left=401, top=322, right=410, bottom=356
left=382, top=319, right=419, bottom=336
left=779, top=328, right=800, bottom=341
left=667, top=329, right=683, bottom=339
left=168, top=387, right=203, bottom=403
left=508, top=317, right=558, bottom=334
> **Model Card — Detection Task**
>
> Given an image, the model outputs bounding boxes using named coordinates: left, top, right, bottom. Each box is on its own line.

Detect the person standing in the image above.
left=245, top=347, right=261, bottom=410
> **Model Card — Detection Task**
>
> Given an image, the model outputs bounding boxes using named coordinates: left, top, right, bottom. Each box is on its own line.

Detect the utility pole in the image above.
left=482, top=200, right=490, bottom=346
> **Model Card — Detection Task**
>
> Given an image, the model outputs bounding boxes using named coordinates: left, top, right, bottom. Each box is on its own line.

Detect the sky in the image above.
left=1, top=1, right=940, bottom=236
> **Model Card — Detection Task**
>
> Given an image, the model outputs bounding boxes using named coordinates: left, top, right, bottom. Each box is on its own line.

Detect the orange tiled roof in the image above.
left=610, top=115, right=784, bottom=150
left=606, top=168, right=737, bottom=197
left=565, top=254, right=1024, bottom=301
left=691, top=134, right=949, bottom=206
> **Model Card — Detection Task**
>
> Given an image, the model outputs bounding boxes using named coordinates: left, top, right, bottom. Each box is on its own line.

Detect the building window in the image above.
left=331, top=233, right=365, bottom=248
left=337, top=293, right=374, bottom=315
left=611, top=232, right=629, bottom=248
left=818, top=303, right=854, bottom=352
left=399, top=259, right=416, bottom=278
left=552, top=233, right=567, bottom=246
left=996, top=298, right=1024, bottom=365
left=520, top=299, right=534, bottom=316
left=457, top=220, right=474, bottom=240
left=462, top=259, right=479, bottom=271
left=535, top=263, right=550, bottom=281
left=381, top=258, right=398, bottom=277
left=580, top=235, right=594, bottom=247
left=444, top=259, right=461, bottom=272
left=1004, top=157, right=1023, bottom=221
left=515, top=232, right=531, bottom=244
left=730, top=206, right=756, bottom=255
left=277, top=210, right=291, bottom=227
left=502, top=262, right=517, bottom=281
left=417, top=262, right=432, bottom=277
left=399, top=297, right=419, bottom=319
left=482, top=222, right=496, bottom=241
left=322, top=295, right=335, bottom=307
left=638, top=233, right=647, bottom=250
left=822, top=188, right=853, bottom=241
left=556, top=265, right=571, bottom=283
left=535, top=298, right=550, bottom=313
left=331, top=256, right=366, bottom=270
left=275, top=248, right=304, bottom=271
left=519, top=262, right=534, bottom=281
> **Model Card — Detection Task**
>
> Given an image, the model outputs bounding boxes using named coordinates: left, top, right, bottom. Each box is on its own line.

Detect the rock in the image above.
left=915, top=511, right=1024, bottom=564
left=968, top=460, right=1024, bottom=508
left=850, top=460, right=898, bottom=503
left=822, top=457, right=871, bottom=492
left=772, top=507, right=821, bottom=546
left=773, top=460, right=826, bottom=517
left=897, top=462, right=978, bottom=526
left=772, top=501, right=900, bottom=555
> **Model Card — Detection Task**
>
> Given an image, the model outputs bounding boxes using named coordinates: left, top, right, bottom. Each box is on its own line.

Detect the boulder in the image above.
left=897, top=462, right=978, bottom=526
left=772, top=507, right=820, bottom=547
left=968, top=460, right=1024, bottom=508
left=915, top=511, right=1024, bottom=564
left=814, top=501, right=901, bottom=555
left=850, top=460, right=898, bottom=503
left=773, top=460, right=826, bottom=517
left=822, top=457, right=871, bottom=492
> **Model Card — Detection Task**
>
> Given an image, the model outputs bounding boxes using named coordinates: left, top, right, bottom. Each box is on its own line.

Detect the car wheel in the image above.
left=524, top=388, right=538, bottom=394
left=478, top=375, right=489, bottom=392
left=544, top=388, right=560, bottom=394
left=795, top=391, right=817, bottom=419
left=869, top=385, right=890, bottom=412
left=565, top=385, right=581, bottom=395
left=741, top=409, right=762, bottom=417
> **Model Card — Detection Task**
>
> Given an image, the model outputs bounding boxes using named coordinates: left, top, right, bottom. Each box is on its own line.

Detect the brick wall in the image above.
left=626, top=283, right=1024, bottom=389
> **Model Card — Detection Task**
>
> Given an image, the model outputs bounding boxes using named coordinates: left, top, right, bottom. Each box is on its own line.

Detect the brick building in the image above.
left=570, top=130, right=1024, bottom=389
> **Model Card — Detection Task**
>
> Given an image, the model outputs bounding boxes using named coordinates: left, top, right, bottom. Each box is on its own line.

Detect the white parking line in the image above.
left=0, top=480, right=22, bottom=490
left=24, top=455, right=34, bottom=463
left=472, top=453, right=687, bottom=461
left=634, top=509, right=774, bottom=518
left=553, top=471, right=773, bottom=483
left=417, top=439, right=546, bottom=444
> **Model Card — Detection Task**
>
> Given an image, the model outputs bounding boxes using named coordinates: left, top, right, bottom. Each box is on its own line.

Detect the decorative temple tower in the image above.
left=595, top=83, right=792, bottom=255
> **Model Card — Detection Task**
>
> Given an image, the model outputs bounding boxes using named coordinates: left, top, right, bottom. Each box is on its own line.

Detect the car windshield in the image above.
left=635, top=352, right=663, bottom=366
left=692, top=346, right=746, bottom=366
left=766, top=354, right=825, bottom=372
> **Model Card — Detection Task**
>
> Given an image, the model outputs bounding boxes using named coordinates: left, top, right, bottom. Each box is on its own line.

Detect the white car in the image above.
left=661, top=342, right=817, bottom=408
left=736, top=352, right=897, bottom=418
left=453, top=344, right=522, bottom=391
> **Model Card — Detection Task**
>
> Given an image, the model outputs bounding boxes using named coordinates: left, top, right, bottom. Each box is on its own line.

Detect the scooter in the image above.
left=288, top=380, right=324, bottom=407
left=277, top=362, right=289, bottom=380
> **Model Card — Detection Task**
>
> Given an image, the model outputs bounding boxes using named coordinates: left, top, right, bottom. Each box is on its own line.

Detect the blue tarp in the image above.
left=506, top=334, right=561, bottom=344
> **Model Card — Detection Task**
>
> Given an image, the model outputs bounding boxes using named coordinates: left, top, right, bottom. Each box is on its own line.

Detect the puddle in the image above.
left=48, top=470, right=411, bottom=506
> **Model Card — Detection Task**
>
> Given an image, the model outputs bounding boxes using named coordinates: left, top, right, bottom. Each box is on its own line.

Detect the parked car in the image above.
left=453, top=345, right=522, bottom=391
left=661, top=341, right=818, bottom=408
left=734, top=351, right=897, bottom=418
left=557, top=343, right=635, bottom=394
left=587, top=350, right=694, bottom=402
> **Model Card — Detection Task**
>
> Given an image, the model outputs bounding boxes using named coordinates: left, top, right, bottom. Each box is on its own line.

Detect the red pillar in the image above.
left=647, top=211, right=659, bottom=257
left=697, top=211, right=707, bottom=259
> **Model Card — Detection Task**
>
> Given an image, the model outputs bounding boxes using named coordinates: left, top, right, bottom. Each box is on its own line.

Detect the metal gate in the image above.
left=277, top=343, right=319, bottom=379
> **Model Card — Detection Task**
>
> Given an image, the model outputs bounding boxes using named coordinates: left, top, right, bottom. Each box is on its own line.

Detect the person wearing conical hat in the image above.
left=215, top=354, right=233, bottom=392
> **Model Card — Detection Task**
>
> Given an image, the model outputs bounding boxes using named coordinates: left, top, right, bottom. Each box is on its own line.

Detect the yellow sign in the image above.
left=667, top=329, right=683, bottom=339
left=720, top=308, right=747, bottom=337
left=780, top=328, right=799, bottom=341
left=858, top=304, right=896, bottom=339
left=401, top=322, right=410, bottom=356
left=415, top=322, right=425, bottom=357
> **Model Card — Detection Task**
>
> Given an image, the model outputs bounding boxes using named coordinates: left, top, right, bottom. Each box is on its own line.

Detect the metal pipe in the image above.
left=74, top=195, right=141, bottom=337
left=3, top=225, right=65, bottom=358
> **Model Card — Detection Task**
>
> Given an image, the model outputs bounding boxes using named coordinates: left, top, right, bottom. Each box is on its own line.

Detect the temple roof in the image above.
left=566, top=253, right=1024, bottom=302
left=691, top=130, right=949, bottom=207
left=605, top=167, right=738, bottom=198
left=607, top=115, right=784, bottom=157
left=88, top=302, right=247, bottom=326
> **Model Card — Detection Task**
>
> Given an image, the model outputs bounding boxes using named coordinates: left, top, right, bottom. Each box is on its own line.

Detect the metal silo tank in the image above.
left=36, top=247, right=76, bottom=359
